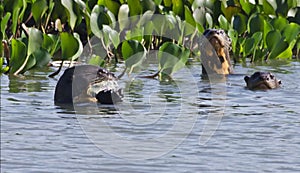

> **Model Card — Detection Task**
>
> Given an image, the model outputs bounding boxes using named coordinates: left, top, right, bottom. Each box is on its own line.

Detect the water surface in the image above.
left=1, top=61, right=300, bottom=172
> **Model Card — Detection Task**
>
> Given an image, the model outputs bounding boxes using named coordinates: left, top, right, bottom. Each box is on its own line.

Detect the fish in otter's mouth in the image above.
left=244, top=72, right=281, bottom=90
left=87, top=71, right=123, bottom=104
left=54, top=65, right=123, bottom=104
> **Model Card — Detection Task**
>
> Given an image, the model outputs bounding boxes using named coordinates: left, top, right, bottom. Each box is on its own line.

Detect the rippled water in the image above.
left=1, top=61, right=300, bottom=172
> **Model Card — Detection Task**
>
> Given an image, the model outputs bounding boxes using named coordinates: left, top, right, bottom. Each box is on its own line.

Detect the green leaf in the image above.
left=118, top=4, right=130, bottom=31
left=243, top=32, right=262, bottom=57
left=60, top=32, right=83, bottom=60
left=266, top=30, right=289, bottom=59
left=218, top=15, right=230, bottom=31
left=282, top=23, right=300, bottom=43
left=42, top=34, right=55, bottom=52
left=228, top=29, right=238, bottom=53
left=141, top=0, right=156, bottom=12
left=128, top=0, right=142, bottom=16
left=248, top=13, right=264, bottom=34
left=88, top=55, right=105, bottom=67
left=121, top=40, right=146, bottom=74
left=9, top=39, right=27, bottom=74
left=91, top=5, right=112, bottom=38
left=158, top=42, right=189, bottom=76
left=239, top=0, right=254, bottom=15
left=232, top=13, right=247, bottom=34
left=172, top=0, right=184, bottom=17
left=98, top=0, right=120, bottom=17
left=205, top=13, right=213, bottom=28
left=262, top=0, right=275, bottom=15
left=28, top=28, right=43, bottom=56
left=32, top=0, right=48, bottom=23
left=1, top=12, right=11, bottom=39
left=32, top=48, right=52, bottom=67
left=184, top=5, right=195, bottom=27
left=61, top=0, right=77, bottom=30
left=11, top=0, right=23, bottom=35
left=23, top=54, right=36, bottom=72
left=263, top=19, right=273, bottom=48
left=271, top=16, right=288, bottom=31
left=243, top=38, right=255, bottom=57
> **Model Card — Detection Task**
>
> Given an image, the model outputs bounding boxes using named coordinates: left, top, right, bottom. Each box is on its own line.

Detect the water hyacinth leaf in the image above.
left=88, top=55, right=105, bottom=67
left=158, top=42, right=189, bottom=76
left=184, top=5, right=195, bottom=27
left=239, top=0, right=254, bottom=15
left=282, top=23, right=300, bottom=43
left=193, top=7, right=205, bottom=26
left=91, top=5, right=112, bottom=38
left=42, top=34, right=55, bottom=52
left=228, top=29, right=238, bottom=52
left=32, top=48, right=52, bottom=68
left=263, top=19, right=273, bottom=48
left=243, top=38, right=255, bottom=57
left=126, top=27, right=144, bottom=42
left=32, top=0, right=48, bottom=23
left=122, top=40, right=146, bottom=74
left=98, top=0, right=120, bottom=17
left=262, top=0, right=275, bottom=15
left=248, top=14, right=264, bottom=34
left=173, top=48, right=190, bottom=72
left=109, top=28, right=120, bottom=49
left=271, top=16, right=288, bottom=31
left=232, top=13, right=247, bottom=34
left=141, top=0, right=156, bottom=12
left=163, top=0, right=172, bottom=7
left=277, top=46, right=293, bottom=59
left=9, top=39, right=27, bottom=74
left=205, top=13, right=213, bottom=28
left=23, top=54, right=36, bottom=72
left=60, top=32, right=82, bottom=60
left=128, top=0, right=142, bottom=16
left=28, top=28, right=43, bottom=56
left=11, top=0, right=23, bottom=35
left=1, top=12, right=11, bottom=39
left=266, top=30, right=289, bottom=59
left=118, top=4, right=130, bottom=31
left=218, top=15, right=229, bottom=30
left=221, top=6, right=240, bottom=21
left=172, top=0, right=184, bottom=17
left=61, top=0, right=77, bottom=30
left=138, top=10, right=154, bottom=27
left=244, top=32, right=262, bottom=57
left=154, top=0, right=162, bottom=5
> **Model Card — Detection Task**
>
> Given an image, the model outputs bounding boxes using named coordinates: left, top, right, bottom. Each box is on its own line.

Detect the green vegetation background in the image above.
left=0, top=0, right=299, bottom=76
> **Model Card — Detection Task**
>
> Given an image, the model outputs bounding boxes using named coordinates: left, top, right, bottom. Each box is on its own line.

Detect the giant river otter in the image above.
left=201, top=29, right=233, bottom=75
left=244, top=72, right=281, bottom=90
left=54, top=65, right=122, bottom=104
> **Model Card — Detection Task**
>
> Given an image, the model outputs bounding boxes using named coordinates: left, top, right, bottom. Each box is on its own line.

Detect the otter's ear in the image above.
left=244, top=76, right=249, bottom=83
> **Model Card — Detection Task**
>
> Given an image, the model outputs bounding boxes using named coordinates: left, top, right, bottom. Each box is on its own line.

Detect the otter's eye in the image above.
left=270, top=74, right=274, bottom=79
left=218, top=56, right=225, bottom=63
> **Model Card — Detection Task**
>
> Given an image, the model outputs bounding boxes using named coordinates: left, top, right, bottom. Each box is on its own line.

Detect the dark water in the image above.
left=1, top=61, right=300, bottom=172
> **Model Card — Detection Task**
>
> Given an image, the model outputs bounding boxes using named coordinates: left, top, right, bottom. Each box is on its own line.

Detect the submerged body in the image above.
left=244, top=72, right=281, bottom=90
left=54, top=65, right=122, bottom=104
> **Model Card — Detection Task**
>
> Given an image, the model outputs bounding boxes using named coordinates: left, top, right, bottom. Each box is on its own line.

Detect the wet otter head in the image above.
left=54, top=65, right=122, bottom=104
left=244, top=72, right=281, bottom=90
left=201, top=29, right=233, bottom=76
